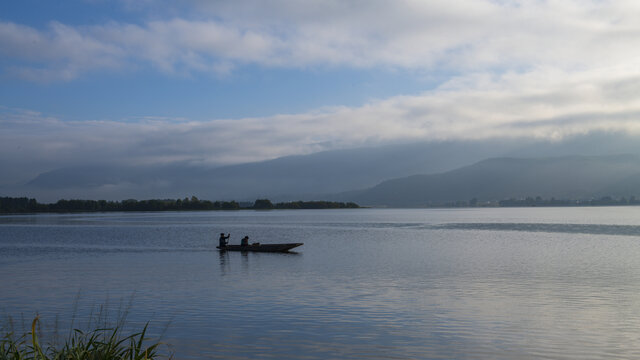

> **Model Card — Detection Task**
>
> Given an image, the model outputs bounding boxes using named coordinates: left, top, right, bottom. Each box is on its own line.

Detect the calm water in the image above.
left=3, top=207, right=640, bottom=359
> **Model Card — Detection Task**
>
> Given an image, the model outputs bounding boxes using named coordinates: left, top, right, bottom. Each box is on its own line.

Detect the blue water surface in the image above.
left=2, top=207, right=640, bottom=359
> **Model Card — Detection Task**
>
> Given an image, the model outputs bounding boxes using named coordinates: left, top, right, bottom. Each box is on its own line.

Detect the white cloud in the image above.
left=2, top=1, right=640, bottom=79
left=3, top=63, right=640, bottom=184
left=3, top=0, right=640, bottom=184
left=0, top=21, right=125, bottom=81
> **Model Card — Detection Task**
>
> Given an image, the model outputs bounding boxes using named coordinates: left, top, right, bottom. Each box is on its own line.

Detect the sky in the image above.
left=2, top=0, right=640, bottom=184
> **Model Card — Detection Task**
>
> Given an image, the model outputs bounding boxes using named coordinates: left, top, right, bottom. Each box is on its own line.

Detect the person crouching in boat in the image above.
left=219, top=233, right=230, bottom=247
left=241, top=236, right=249, bottom=246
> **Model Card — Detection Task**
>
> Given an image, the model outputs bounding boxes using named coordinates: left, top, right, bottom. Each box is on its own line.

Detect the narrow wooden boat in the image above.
left=217, top=243, right=303, bottom=252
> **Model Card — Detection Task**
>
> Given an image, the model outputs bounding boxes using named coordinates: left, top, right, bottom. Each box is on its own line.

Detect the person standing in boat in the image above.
left=241, top=236, right=249, bottom=246
left=219, top=233, right=230, bottom=247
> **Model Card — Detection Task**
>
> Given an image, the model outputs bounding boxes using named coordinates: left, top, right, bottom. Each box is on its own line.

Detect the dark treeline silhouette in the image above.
left=0, top=196, right=359, bottom=214
left=417, top=195, right=640, bottom=208
left=252, top=199, right=360, bottom=210
left=1, top=196, right=240, bottom=213
left=497, top=195, right=640, bottom=207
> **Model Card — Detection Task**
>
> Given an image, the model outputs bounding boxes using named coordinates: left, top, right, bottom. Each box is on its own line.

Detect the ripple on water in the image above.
left=4, top=208, right=640, bottom=359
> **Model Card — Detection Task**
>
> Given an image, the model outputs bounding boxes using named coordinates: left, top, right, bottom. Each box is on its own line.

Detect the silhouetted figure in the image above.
left=241, top=236, right=249, bottom=246
left=219, top=233, right=230, bottom=247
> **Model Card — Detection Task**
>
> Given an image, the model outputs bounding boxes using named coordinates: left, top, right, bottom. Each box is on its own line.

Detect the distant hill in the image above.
left=11, top=132, right=640, bottom=203
left=346, top=155, right=640, bottom=207
left=20, top=140, right=517, bottom=202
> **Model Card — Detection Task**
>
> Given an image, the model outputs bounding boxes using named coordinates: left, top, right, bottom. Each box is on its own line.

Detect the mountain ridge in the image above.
left=345, top=154, right=640, bottom=207
left=18, top=140, right=520, bottom=202
left=9, top=132, right=640, bottom=203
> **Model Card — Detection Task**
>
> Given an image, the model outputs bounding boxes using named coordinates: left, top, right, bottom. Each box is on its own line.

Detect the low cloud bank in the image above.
left=3, top=64, right=640, bottom=184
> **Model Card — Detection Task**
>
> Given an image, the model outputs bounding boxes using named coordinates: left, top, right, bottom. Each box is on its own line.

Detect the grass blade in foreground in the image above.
left=0, top=317, right=170, bottom=360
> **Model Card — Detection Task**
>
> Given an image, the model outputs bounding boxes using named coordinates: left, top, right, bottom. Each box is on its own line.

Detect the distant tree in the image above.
left=0, top=196, right=359, bottom=213
left=253, top=199, right=274, bottom=209
left=222, top=201, right=240, bottom=210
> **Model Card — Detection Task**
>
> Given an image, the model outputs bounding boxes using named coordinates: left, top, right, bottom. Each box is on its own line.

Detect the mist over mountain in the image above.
left=347, top=155, right=640, bottom=207
left=5, top=132, right=640, bottom=203
left=18, top=140, right=517, bottom=202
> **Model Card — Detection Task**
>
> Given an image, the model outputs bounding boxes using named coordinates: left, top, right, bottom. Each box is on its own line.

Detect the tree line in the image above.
left=413, top=195, right=640, bottom=208
left=0, top=196, right=359, bottom=214
left=252, top=199, right=359, bottom=209
left=497, top=195, right=640, bottom=207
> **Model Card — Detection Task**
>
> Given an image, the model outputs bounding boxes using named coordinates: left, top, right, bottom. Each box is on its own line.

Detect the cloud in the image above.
left=0, top=21, right=125, bottom=81
left=3, top=62, right=640, bottom=184
left=2, top=1, right=640, bottom=80
left=3, top=0, right=640, bottom=184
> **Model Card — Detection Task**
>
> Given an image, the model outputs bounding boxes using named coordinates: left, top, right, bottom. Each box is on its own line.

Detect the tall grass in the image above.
left=0, top=316, right=168, bottom=360
left=1, top=296, right=171, bottom=360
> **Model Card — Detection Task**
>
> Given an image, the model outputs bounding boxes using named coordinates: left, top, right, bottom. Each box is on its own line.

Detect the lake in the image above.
left=2, top=207, right=640, bottom=359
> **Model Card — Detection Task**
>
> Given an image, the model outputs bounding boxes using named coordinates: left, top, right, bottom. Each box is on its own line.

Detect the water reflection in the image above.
left=218, top=251, right=230, bottom=275
left=240, top=251, right=249, bottom=274
left=436, top=222, right=640, bottom=236
left=4, top=209, right=640, bottom=359
left=216, top=250, right=301, bottom=277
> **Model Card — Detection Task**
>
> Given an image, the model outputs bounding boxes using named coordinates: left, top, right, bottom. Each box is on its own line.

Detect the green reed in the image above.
left=1, top=295, right=171, bottom=360
left=0, top=316, right=168, bottom=360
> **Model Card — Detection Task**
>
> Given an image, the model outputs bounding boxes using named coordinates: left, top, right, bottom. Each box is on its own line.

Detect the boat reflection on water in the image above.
left=218, top=250, right=229, bottom=274
left=217, top=243, right=303, bottom=253
left=217, top=244, right=301, bottom=275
